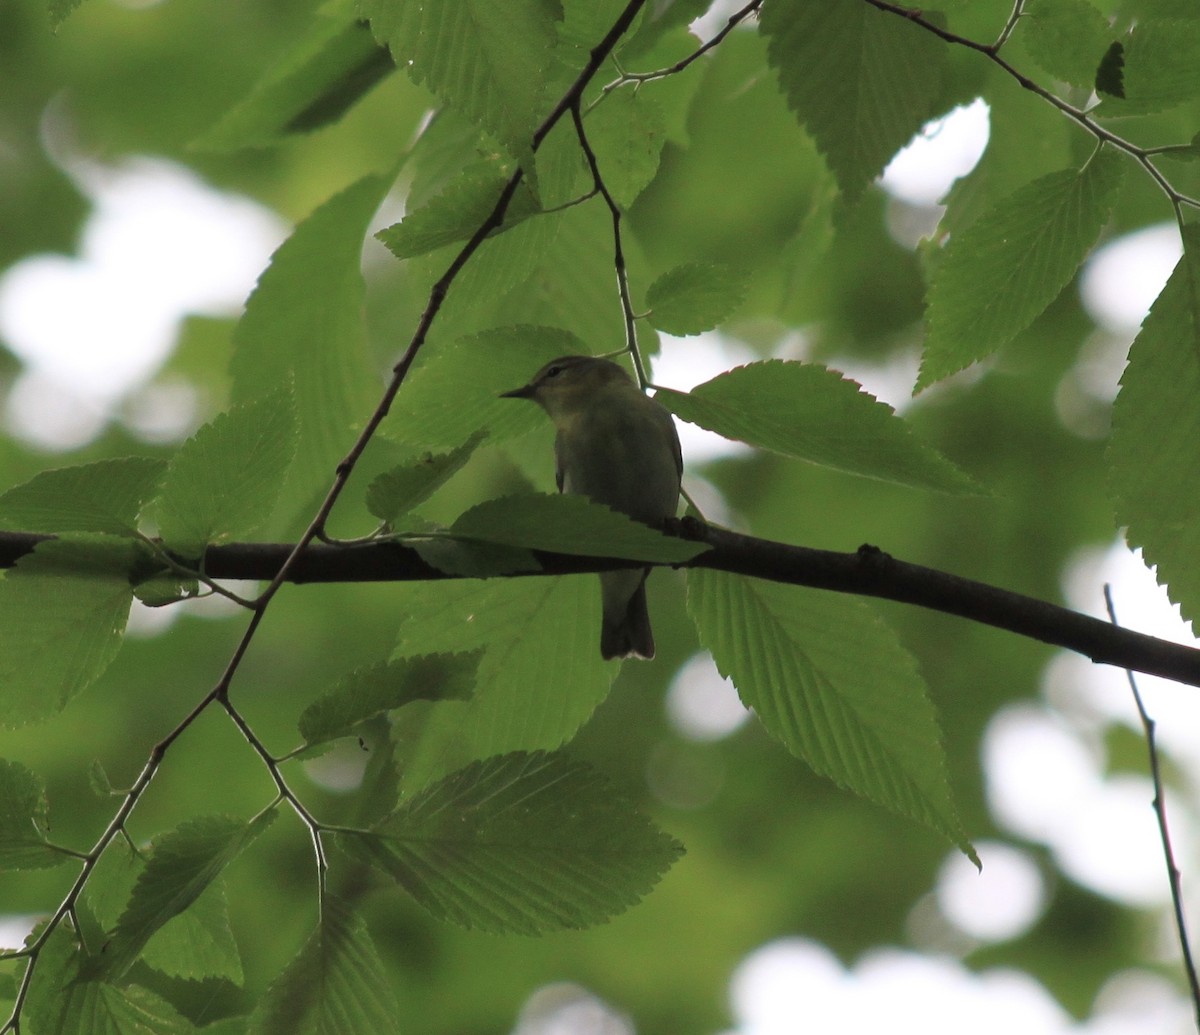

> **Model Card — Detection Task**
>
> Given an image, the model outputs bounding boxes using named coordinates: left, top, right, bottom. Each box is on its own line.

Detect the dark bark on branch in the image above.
left=1, top=525, right=1197, bottom=688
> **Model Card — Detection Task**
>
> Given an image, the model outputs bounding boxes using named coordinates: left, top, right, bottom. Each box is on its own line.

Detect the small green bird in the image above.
left=501, top=355, right=682, bottom=660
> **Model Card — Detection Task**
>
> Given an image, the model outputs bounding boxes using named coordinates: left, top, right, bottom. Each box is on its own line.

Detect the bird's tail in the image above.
left=600, top=570, right=654, bottom=660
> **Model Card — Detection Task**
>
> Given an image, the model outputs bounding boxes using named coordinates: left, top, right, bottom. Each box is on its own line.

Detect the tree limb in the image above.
left=2, top=525, right=1197, bottom=689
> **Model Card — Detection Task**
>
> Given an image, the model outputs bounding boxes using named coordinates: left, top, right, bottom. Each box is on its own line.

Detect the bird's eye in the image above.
left=545, top=364, right=563, bottom=379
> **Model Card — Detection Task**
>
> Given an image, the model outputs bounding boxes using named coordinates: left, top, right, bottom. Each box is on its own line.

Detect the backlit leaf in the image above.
left=656, top=361, right=980, bottom=493
left=252, top=899, right=400, bottom=1035
left=340, top=751, right=683, bottom=933
left=0, top=458, right=164, bottom=537
left=0, top=537, right=134, bottom=727
left=762, top=0, right=946, bottom=200
left=919, top=148, right=1125, bottom=388
left=1109, top=227, right=1200, bottom=629
left=688, top=569, right=976, bottom=863
left=155, top=388, right=297, bottom=554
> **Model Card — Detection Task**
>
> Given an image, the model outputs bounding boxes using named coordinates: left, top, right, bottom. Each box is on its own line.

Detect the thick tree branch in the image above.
left=3, top=526, right=1197, bottom=688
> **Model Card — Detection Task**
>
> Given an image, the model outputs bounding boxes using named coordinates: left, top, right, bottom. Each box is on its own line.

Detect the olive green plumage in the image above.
left=501, top=356, right=683, bottom=659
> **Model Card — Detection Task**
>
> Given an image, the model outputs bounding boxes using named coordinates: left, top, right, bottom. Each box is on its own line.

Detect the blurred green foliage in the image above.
left=1, top=0, right=1198, bottom=1031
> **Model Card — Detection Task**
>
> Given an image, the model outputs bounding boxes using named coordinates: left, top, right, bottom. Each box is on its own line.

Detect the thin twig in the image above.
left=1104, top=586, right=1200, bottom=1026
left=863, top=0, right=1200, bottom=220
left=0, top=3, right=653, bottom=1029
left=990, top=0, right=1025, bottom=53
left=611, top=0, right=763, bottom=88
left=569, top=103, right=647, bottom=386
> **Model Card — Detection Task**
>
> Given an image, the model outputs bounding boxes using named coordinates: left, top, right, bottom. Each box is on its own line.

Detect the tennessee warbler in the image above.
left=501, top=355, right=682, bottom=660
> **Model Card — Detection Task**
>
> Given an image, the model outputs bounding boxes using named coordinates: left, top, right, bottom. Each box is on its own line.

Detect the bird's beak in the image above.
left=499, top=383, right=535, bottom=400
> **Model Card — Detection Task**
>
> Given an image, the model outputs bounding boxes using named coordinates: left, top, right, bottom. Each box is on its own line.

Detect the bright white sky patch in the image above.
left=665, top=651, right=750, bottom=741
left=650, top=330, right=756, bottom=464
left=725, top=938, right=1192, bottom=1034
left=0, top=155, right=287, bottom=446
left=726, top=939, right=1076, bottom=1035
left=1080, top=223, right=1181, bottom=334
left=881, top=99, right=991, bottom=206
left=936, top=841, right=1046, bottom=942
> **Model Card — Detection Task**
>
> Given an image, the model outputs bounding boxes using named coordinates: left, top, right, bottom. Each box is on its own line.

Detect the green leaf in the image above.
left=761, top=0, right=946, bottom=200
left=0, top=457, right=165, bottom=536
left=298, top=652, right=481, bottom=751
left=377, top=165, right=539, bottom=260
left=142, top=878, right=244, bottom=984
left=1098, top=20, right=1200, bottom=115
left=0, top=759, right=66, bottom=869
left=450, top=493, right=704, bottom=561
left=155, top=388, right=298, bottom=554
left=1023, top=0, right=1114, bottom=88
left=919, top=149, right=1125, bottom=388
left=655, top=361, right=981, bottom=493
left=339, top=751, right=683, bottom=933
left=1109, top=228, right=1200, bottom=629
left=194, top=3, right=395, bottom=150
left=76, top=843, right=242, bottom=985
left=389, top=577, right=614, bottom=788
left=101, top=813, right=276, bottom=979
left=231, top=173, right=392, bottom=530
left=132, top=570, right=199, bottom=608
left=358, top=0, right=560, bottom=159
left=251, top=899, right=399, bottom=1035
left=412, top=536, right=540, bottom=577
left=688, top=569, right=976, bottom=863
left=382, top=326, right=588, bottom=450
left=0, top=537, right=134, bottom=728
left=25, top=922, right=195, bottom=1034
left=366, top=432, right=486, bottom=522
left=586, top=87, right=666, bottom=208
left=645, top=262, right=748, bottom=336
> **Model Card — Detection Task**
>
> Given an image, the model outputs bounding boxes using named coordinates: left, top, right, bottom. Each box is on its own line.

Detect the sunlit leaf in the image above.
left=382, top=326, right=586, bottom=450
left=1098, top=19, right=1200, bottom=115
left=377, top=166, right=539, bottom=260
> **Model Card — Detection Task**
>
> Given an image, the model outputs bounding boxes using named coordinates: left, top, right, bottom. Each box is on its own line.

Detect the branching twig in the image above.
left=0, top=2, right=654, bottom=1029
left=990, top=0, right=1025, bottom=53
left=863, top=0, right=1200, bottom=226
left=1104, top=586, right=1200, bottom=1025
left=609, top=0, right=764, bottom=89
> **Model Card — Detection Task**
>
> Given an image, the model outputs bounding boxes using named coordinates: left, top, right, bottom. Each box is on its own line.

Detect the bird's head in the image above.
left=500, top=356, right=634, bottom=419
